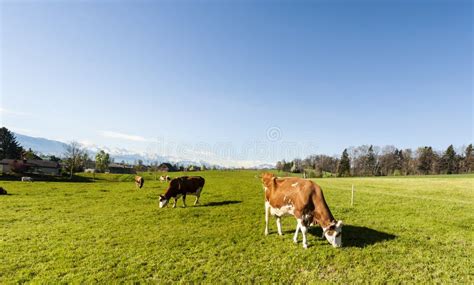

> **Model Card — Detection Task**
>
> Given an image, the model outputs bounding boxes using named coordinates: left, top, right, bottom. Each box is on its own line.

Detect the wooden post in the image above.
left=351, top=184, right=354, bottom=207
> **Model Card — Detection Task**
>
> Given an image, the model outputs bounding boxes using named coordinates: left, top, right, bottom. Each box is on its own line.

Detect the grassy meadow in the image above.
left=0, top=171, right=473, bottom=283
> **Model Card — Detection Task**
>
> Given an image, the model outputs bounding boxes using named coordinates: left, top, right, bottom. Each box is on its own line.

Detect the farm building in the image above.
left=0, top=159, right=61, bottom=176
left=108, top=163, right=135, bottom=174
left=157, top=162, right=177, bottom=172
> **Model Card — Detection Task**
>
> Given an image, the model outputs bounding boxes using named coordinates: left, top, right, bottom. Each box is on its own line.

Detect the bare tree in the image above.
left=64, top=141, right=87, bottom=179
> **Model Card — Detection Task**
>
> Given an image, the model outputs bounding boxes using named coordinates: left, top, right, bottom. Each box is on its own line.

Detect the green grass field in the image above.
left=1, top=171, right=472, bottom=283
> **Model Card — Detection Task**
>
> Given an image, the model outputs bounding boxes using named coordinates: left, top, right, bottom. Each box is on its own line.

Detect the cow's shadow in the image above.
left=306, top=225, right=396, bottom=248
left=200, top=200, right=242, bottom=207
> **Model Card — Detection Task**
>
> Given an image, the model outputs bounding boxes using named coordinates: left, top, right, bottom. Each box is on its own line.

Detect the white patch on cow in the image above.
left=264, top=186, right=268, bottom=192
left=159, top=199, right=169, bottom=208
left=291, top=182, right=298, bottom=187
left=276, top=217, right=283, bottom=235
left=293, top=218, right=308, bottom=248
left=264, top=201, right=270, bottom=235
left=270, top=204, right=294, bottom=217
left=323, top=221, right=343, bottom=248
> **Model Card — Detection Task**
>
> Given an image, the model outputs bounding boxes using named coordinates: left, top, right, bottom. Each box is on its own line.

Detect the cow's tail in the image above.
left=140, top=178, right=144, bottom=188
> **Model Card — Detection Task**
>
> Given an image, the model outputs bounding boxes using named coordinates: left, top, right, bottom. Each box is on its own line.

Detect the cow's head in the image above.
left=159, top=195, right=169, bottom=208
left=261, top=172, right=276, bottom=190
left=323, top=220, right=343, bottom=248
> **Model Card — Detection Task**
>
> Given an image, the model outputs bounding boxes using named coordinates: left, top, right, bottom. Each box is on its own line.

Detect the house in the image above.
left=108, top=163, right=135, bottom=174
left=0, top=159, right=61, bottom=176
left=157, top=162, right=177, bottom=172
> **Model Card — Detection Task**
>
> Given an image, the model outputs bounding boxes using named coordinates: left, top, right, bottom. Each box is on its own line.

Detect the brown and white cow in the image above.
left=159, top=175, right=171, bottom=183
left=262, top=173, right=343, bottom=248
left=135, top=176, right=144, bottom=189
left=159, top=176, right=205, bottom=208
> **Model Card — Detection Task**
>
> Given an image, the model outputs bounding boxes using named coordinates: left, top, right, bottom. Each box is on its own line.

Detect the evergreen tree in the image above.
left=439, top=145, right=458, bottom=174
left=366, top=145, right=377, bottom=176
left=417, top=146, right=436, bottom=175
left=337, top=149, right=351, bottom=177
left=393, top=149, right=404, bottom=175
left=0, top=127, right=24, bottom=160
left=463, top=144, right=473, bottom=173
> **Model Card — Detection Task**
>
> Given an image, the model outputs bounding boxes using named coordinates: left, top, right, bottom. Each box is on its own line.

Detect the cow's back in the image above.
left=180, top=176, right=205, bottom=193
left=168, top=176, right=205, bottom=196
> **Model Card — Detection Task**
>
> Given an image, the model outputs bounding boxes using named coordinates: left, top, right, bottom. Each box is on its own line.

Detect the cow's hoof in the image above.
left=303, top=244, right=308, bottom=249
left=293, top=239, right=298, bottom=244
left=264, top=231, right=269, bottom=236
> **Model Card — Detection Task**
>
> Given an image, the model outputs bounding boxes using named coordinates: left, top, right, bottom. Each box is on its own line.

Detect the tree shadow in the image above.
left=200, top=200, right=242, bottom=207
left=307, top=225, right=396, bottom=248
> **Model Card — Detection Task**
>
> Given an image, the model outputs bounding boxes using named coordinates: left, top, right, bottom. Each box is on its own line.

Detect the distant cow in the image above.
left=135, top=176, right=144, bottom=189
left=262, top=173, right=343, bottom=248
left=0, top=187, right=7, bottom=195
left=159, top=176, right=205, bottom=208
left=21, top=177, right=33, bottom=182
left=159, top=175, right=171, bottom=182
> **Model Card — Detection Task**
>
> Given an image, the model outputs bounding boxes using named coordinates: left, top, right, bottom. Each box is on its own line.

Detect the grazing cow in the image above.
left=165, top=175, right=171, bottom=182
left=159, top=176, right=205, bottom=208
left=262, top=173, right=343, bottom=248
left=21, top=177, right=33, bottom=182
left=0, top=187, right=7, bottom=195
left=135, top=176, right=144, bottom=189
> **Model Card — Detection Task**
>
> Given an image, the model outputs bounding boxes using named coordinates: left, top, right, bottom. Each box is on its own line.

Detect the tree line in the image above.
left=276, top=144, right=473, bottom=177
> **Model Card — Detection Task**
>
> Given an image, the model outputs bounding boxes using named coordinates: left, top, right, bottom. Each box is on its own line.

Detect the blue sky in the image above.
left=1, top=0, right=472, bottom=166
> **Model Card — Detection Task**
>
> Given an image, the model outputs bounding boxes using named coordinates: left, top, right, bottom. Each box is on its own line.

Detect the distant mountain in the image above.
left=12, top=133, right=225, bottom=168
left=14, top=133, right=68, bottom=157
left=253, top=164, right=275, bottom=170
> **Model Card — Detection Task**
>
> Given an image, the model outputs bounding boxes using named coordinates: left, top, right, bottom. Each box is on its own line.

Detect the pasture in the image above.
left=0, top=171, right=472, bottom=283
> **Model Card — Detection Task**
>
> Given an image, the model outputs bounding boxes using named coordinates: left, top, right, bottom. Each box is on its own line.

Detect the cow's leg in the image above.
left=194, top=188, right=202, bottom=205
left=276, top=216, right=283, bottom=235
left=182, top=195, right=187, bottom=207
left=173, top=198, right=177, bottom=208
left=297, top=218, right=308, bottom=249
left=293, top=220, right=301, bottom=243
left=264, top=201, right=270, bottom=235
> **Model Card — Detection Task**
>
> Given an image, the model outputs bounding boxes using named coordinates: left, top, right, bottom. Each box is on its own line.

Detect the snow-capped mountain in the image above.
left=13, top=133, right=275, bottom=169
left=13, top=133, right=221, bottom=167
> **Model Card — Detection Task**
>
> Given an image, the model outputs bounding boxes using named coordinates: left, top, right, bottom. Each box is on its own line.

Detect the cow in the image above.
left=135, top=176, right=144, bottom=189
left=262, top=173, right=343, bottom=248
left=0, top=187, right=7, bottom=195
left=159, top=175, right=166, bottom=182
left=21, top=177, right=33, bottom=182
left=165, top=175, right=171, bottom=182
left=159, top=176, right=205, bottom=208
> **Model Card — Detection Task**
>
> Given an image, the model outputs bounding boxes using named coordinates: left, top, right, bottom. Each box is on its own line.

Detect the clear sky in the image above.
left=1, top=0, right=472, bottom=166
